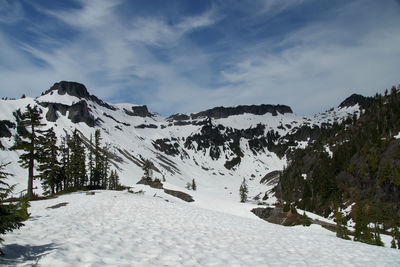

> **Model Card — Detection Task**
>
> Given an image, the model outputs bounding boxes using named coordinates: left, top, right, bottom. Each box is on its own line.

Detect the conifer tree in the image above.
left=101, top=143, right=111, bottom=189
left=37, top=127, right=60, bottom=195
left=69, top=130, right=87, bottom=188
left=59, top=134, right=70, bottom=190
left=10, top=105, right=45, bottom=198
left=191, top=178, right=197, bottom=191
left=142, top=160, right=154, bottom=180
left=93, top=129, right=103, bottom=187
left=88, top=134, right=94, bottom=186
left=0, top=162, right=29, bottom=253
left=108, top=170, right=120, bottom=190
left=335, top=204, right=350, bottom=240
left=239, top=178, right=248, bottom=203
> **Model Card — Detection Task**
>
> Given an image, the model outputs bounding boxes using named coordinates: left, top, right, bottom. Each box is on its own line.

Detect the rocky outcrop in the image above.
left=191, top=104, right=293, bottom=119
left=164, top=189, right=194, bottom=202
left=68, top=101, right=95, bottom=126
left=123, top=105, right=153, bottom=117
left=167, top=113, right=190, bottom=121
left=0, top=120, right=15, bottom=138
left=44, top=81, right=91, bottom=99
left=137, top=177, right=164, bottom=189
left=339, top=94, right=373, bottom=109
left=40, top=101, right=95, bottom=127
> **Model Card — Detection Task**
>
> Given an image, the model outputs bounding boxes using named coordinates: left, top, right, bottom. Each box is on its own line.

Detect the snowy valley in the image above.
left=1, top=81, right=399, bottom=266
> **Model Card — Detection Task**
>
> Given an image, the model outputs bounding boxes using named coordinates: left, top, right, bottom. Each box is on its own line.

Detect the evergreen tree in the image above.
left=59, top=134, right=71, bottom=190
left=93, top=129, right=103, bottom=187
left=0, top=162, right=29, bottom=253
left=191, top=179, right=197, bottom=191
left=142, top=160, right=154, bottom=180
left=354, top=203, right=373, bottom=244
left=37, top=128, right=60, bottom=195
left=335, top=204, right=350, bottom=240
left=88, top=134, right=94, bottom=186
left=69, top=130, right=87, bottom=188
left=10, top=105, right=45, bottom=198
left=108, top=170, right=120, bottom=190
left=101, top=143, right=111, bottom=189
left=239, top=178, right=248, bottom=203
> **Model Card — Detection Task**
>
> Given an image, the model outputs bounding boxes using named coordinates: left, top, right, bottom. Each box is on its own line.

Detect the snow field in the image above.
left=1, top=190, right=399, bottom=266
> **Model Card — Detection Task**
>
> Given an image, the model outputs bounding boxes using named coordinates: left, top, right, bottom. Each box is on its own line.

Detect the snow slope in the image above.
left=1, top=190, right=399, bottom=266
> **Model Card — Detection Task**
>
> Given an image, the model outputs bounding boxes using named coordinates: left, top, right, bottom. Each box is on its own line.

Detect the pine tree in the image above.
left=37, top=128, right=60, bottom=195
left=191, top=179, right=197, bottom=191
left=335, top=204, right=350, bottom=240
left=0, top=162, right=29, bottom=253
left=88, top=134, right=94, bottom=186
left=142, top=160, right=154, bottom=181
left=93, top=129, right=103, bottom=187
left=101, top=143, right=111, bottom=189
left=108, top=170, right=120, bottom=190
left=59, top=134, right=71, bottom=190
left=239, top=178, right=248, bottom=203
left=9, top=105, right=45, bottom=198
left=69, top=130, right=87, bottom=188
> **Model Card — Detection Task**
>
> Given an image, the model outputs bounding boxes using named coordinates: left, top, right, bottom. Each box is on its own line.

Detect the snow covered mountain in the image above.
left=0, top=81, right=361, bottom=203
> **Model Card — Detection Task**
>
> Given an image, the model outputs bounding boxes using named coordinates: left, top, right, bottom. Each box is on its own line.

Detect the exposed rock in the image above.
left=43, top=81, right=117, bottom=111
left=152, top=139, right=180, bottom=156
left=124, top=105, right=153, bottom=117
left=40, top=103, right=68, bottom=122
left=67, top=101, right=95, bottom=127
left=251, top=207, right=311, bottom=226
left=0, top=120, right=15, bottom=138
left=164, top=188, right=194, bottom=202
left=137, top=177, right=164, bottom=189
left=260, top=170, right=281, bottom=184
left=167, top=113, right=190, bottom=121
left=339, top=94, right=373, bottom=109
left=135, top=124, right=158, bottom=129
left=45, top=81, right=90, bottom=99
left=191, top=104, right=293, bottom=119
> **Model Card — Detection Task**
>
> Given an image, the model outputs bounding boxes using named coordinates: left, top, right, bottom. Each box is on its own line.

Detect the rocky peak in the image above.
left=190, top=104, right=293, bottom=119
left=339, top=94, right=373, bottom=109
left=44, top=81, right=90, bottom=99
left=123, top=105, right=153, bottom=117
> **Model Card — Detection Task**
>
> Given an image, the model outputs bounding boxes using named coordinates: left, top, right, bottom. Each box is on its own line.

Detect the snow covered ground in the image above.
left=1, top=190, right=399, bottom=266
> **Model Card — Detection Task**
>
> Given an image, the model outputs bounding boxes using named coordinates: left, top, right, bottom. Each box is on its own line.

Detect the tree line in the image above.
left=278, top=85, right=400, bottom=247
left=10, top=104, right=121, bottom=197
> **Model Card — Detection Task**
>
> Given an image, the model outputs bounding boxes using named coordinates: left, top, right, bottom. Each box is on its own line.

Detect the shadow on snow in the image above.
left=0, top=243, right=57, bottom=266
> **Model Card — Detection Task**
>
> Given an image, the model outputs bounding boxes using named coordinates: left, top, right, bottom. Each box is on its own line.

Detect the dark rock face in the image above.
left=39, top=101, right=95, bottom=127
left=167, top=113, right=190, bottom=121
left=124, top=105, right=152, bottom=117
left=260, top=170, right=281, bottom=184
left=191, top=104, right=293, bottom=119
left=135, top=124, right=158, bottom=129
left=41, top=103, right=68, bottom=122
left=45, top=81, right=90, bottom=99
left=152, top=138, right=180, bottom=156
left=136, top=177, right=164, bottom=189
left=339, top=94, right=373, bottom=109
left=0, top=120, right=15, bottom=138
left=164, top=188, right=194, bottom=202
left=68, top=101, right=95, bottom=127
left=42, top=81, right=117, bottom=111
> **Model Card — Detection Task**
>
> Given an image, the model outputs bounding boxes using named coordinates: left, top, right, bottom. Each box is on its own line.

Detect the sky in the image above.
left=0, top=0, right=399, bottom=116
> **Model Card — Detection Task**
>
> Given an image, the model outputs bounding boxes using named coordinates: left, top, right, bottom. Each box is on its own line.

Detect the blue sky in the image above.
left=1, top=0, right=400, bottom=116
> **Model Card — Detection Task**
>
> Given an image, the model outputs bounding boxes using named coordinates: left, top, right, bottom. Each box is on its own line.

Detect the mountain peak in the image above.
left=338, top=94, right=373, bottom=109
left=44, top=81, right=90, bottom=99
left=190, top=104, right=293, bottom=120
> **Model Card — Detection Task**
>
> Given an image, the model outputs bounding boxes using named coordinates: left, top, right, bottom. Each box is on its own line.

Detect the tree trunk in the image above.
left=28, top=156, right=34, bottom=198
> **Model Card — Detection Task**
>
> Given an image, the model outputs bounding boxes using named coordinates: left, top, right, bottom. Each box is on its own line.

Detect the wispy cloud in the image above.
left=0, top=0, right=399, bottom=116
